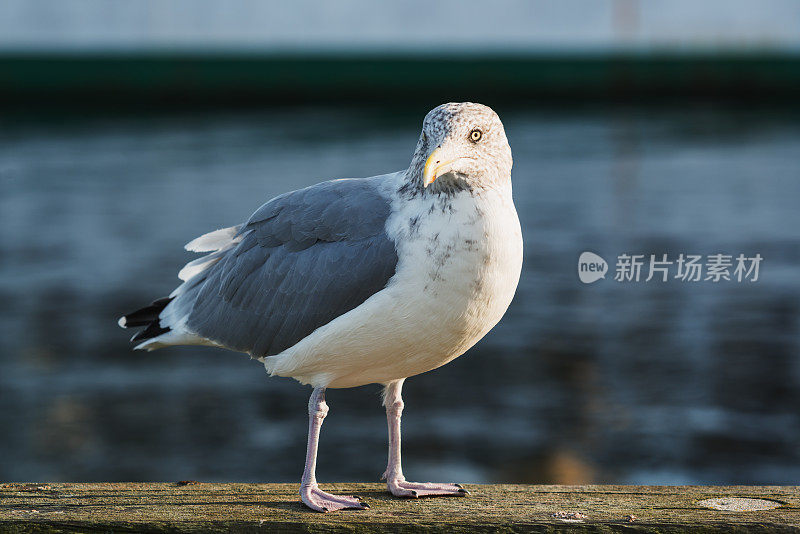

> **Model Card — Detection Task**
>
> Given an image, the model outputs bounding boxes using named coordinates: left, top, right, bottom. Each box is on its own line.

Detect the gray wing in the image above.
left=178, top=176, right=398, bottom=357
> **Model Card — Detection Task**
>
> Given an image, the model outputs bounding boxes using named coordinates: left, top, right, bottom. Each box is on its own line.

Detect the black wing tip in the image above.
left=130, top=322, right=171, bottom=343
left=119, top=297, right=174, bottom=343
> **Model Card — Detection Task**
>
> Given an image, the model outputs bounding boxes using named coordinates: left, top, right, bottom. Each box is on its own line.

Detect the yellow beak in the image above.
left=422, top=147, right=450, bottom=188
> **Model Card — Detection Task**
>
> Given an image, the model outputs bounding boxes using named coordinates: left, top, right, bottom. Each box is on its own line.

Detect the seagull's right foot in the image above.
left=300, top=484, right=369, bottom=512
left=387, top=478, right=469, bottom=498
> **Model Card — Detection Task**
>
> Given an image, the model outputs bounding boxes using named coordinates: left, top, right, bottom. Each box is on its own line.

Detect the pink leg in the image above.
left=300, top=387, right=369, bottom=512
left=382, top=379, right=469, bottom=498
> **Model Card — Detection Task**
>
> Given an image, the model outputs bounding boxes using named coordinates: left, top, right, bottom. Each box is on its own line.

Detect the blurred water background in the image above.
left=1, top=0, right=799, bottom=485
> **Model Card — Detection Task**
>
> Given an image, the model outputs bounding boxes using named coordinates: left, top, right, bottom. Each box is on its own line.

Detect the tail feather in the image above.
left=119, top=226, right=241, bottom=350
left=118, top=297, right=173, bottom=342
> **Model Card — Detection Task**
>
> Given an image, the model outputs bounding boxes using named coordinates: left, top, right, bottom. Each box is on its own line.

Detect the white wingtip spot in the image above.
left=178, top=258, right=215, bottom=282
left=118, top=316, right=127, bottom=328
left=185, top=226, right=240, bottom=252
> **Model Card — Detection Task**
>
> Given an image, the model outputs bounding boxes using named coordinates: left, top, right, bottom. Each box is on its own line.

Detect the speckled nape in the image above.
left=404, top=102, right=513, bottom=193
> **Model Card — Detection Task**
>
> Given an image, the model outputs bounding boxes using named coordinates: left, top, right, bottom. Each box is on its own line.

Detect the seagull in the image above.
left=119, top=102, right=523, bottom=512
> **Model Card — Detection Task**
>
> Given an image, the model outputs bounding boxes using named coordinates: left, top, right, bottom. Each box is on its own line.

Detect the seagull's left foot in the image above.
left=301, top=484, right=370, bottom=512
left=387, top=479, right=469, bottom=498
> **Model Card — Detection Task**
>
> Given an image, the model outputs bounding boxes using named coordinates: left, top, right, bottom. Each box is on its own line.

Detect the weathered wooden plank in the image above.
left=0, top=483, right=797, bottom=533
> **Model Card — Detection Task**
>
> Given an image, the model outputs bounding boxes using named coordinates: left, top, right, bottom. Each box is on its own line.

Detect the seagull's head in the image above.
left=409, top=102, right=512, bottom=192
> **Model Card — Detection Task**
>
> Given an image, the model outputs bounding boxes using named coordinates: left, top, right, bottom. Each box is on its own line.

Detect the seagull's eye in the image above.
left=469, top=129, right=483, bottom=143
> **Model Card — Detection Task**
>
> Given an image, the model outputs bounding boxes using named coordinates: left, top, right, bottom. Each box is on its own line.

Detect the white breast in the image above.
left=264, top=178, right=523, bottom=388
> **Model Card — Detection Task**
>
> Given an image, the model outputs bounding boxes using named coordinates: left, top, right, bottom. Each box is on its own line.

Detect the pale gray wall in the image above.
left=1, top=0, right=799, bottom=53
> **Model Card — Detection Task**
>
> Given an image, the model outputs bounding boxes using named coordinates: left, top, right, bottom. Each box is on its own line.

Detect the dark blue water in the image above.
left=1, top=104, right=798, bottom=485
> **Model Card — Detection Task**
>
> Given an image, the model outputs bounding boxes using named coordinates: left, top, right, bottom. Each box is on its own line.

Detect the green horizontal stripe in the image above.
left=2, top=53, right=799, bottom=105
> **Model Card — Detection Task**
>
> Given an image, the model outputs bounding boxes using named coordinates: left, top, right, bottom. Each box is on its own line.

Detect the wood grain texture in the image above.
left=1, top=483, right=798, bottom=533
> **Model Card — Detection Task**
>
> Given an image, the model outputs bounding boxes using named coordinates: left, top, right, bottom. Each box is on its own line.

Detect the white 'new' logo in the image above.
left=578, top=252, right=607, bottom=284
